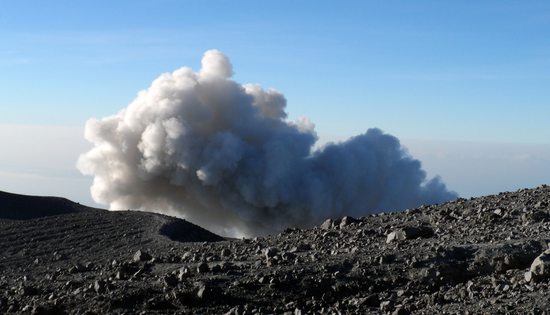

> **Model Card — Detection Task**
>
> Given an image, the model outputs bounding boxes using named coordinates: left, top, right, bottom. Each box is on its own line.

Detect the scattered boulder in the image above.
left=220, top=248, right=231, bottom=257
left=196, top=282, right=222, bottom=300
left=163, top=274, right=178, bottom=287
left=197, top=262, right=210, bottom=273
left=320, top=219, right=333, bottom=230
left=178, top=267, right=191, bottom=281
left=339, top=216, right=359, bottom=228
left=386, top=226, right=434, bottom=243
left=93, top=280, right=106, bottom=294
left=31, top=304, right=63, bottom=315
left=68, top=262, right=87, bottom=273
left=526, top=249, right=550, bottom=282
left=133, top=250, right=152, bottom=262
left=264, top=247, right=279, bottom=260
left=289, top=243, right=312, bottom=253
left=19, top=285, right=39, bottom=296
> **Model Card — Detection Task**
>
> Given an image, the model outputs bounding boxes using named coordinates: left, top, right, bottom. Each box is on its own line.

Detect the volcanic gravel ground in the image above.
left=1, top=186, right=550, bottom=314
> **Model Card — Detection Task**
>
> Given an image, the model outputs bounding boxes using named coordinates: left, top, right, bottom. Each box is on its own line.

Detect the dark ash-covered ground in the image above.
left=1, top=186, right=550, bottom=314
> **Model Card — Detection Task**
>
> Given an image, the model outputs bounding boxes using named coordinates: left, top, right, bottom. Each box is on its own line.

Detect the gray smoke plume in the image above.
left=78, top=50, right=457, bottom=237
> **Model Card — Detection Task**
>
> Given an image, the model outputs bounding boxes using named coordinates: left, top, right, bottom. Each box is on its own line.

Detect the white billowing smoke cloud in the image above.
left=78, top=50, right=457, bottom=237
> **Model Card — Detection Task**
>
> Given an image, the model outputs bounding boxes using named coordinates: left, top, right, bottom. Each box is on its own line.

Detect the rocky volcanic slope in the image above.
left=2, top=186, right=550, bottom=314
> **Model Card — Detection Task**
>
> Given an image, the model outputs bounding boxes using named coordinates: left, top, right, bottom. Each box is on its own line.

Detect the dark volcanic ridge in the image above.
left=0, top=190, right=223, bottom=250
left=1, top=185, right=550, bottom=314
left=0, top=190, right=90, bottom=220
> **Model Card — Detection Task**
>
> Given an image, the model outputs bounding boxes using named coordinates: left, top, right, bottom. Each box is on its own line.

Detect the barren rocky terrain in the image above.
left=2, top=186, right=550, bottom=314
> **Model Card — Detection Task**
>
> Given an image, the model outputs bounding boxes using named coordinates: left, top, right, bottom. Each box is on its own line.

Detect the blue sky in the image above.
left=0, top=1, right=549, bottom=204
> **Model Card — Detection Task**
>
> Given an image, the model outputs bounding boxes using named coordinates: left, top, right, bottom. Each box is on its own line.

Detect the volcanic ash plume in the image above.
left=78, top=50, right=457, bottom=237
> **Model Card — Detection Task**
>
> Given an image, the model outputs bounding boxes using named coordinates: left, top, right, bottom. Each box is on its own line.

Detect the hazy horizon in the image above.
left=0, top=123, right=548, bottom=209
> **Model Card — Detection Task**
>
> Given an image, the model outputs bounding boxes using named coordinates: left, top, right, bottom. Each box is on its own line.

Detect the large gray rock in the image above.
left=525, top=249, right=550, bottom=282
left=386, top=226, right=434, bottom=243
left=197, top=262, right=209, bottom=273
left=320, top=219, right=333, bottom=230
left=133, top=250, right=152, bottom=262
left=339, top=216, right=359, bottom=228
left=264, top=247, right=279, bottom=259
